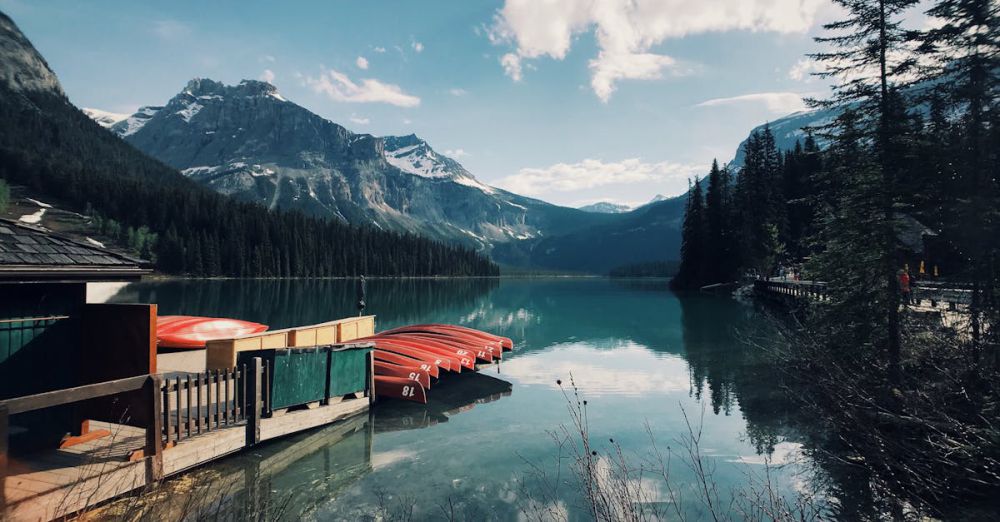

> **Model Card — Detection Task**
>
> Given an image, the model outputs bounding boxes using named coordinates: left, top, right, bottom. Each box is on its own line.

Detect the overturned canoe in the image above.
left=374, top=349, right=440, bottom=378
left=374, top=375, right=427, bottom=404
left=374, top=360, right=431, bottom=390
left=380, top=324, right=513, bottom=350
left=385, top=332, right=496, bottom=362
left=370, top=334, right=476, bottom=370
left=372, top=340, right=457, bottom=373
left=157, top=315, right=268, bottom=349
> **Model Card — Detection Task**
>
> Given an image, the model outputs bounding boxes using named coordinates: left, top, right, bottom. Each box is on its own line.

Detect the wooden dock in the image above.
left=753, top=278, right=973, bottom=330
left=1, top=351, right=373, bottom=521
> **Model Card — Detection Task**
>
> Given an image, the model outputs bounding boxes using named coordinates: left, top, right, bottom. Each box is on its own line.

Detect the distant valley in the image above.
left=84, top=78, right=834, bottom=274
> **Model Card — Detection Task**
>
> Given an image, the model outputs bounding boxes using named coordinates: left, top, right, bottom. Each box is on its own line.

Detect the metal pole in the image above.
left=357, top=275, right=367, bottom=317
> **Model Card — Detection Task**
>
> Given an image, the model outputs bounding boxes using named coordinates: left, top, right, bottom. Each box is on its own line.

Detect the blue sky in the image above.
left=0, top=0, right=871, bottom=207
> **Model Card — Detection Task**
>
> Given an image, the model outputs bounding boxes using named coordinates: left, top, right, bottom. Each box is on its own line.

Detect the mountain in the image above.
left=493, top=194, right=686, bottom=273
left=81, top=108, right=128, bottom=128
left=578, top=201, right=631, bottom=214
left=99, top=78, right=614, bottom=253
left=0, top=13, right=63, bottom=95
left=0, top=10, right=497, bottom=277
left=729, top=108, right=837, bottom=168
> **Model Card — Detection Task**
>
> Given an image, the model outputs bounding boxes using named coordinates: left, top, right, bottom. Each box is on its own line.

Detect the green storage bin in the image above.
left=236, top=345, right=371, bottom=412
left=328, top=347, right=371, bottom=397
left=269, top=348, right=328, bottom=410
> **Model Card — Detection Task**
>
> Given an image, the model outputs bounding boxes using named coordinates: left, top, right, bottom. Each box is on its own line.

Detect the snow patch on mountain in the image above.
left=452, top=174, right=496, bottom=194
left=176, top=100, right=204, bottom=122
left=111, top=106, right=161, bottom=137
left=82, top=108, right=129, bottom=128
left=384, top=143, right=450, bottom=178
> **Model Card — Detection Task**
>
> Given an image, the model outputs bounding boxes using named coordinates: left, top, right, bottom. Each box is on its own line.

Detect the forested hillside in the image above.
left=0, top=12, right=497, bottom=277
left=673, top=0, right=1000, bottom=513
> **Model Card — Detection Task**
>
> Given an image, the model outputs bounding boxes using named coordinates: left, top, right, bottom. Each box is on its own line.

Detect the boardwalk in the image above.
left=753, top=278, right=973, bottom=330
left=3, top=398, right=368, bottom=521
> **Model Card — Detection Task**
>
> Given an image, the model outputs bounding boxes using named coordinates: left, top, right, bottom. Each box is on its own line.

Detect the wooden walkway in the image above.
left=3, top=397, right=368, bottom=521
left=753, top=278, right=973, bottom=331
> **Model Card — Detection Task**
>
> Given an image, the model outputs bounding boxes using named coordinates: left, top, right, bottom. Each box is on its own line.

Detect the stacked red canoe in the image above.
left=157, top=315, right=269, bottom=349
left=363, top=324, right=514, bottom=404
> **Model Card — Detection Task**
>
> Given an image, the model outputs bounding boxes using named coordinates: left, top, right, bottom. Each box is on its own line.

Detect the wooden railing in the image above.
left=0, top=357, right=268, bottom=488
left=0, top=374, right=161, bottom=485
left=162, top=366, right=251, bottom=446
left=753, top=279, right=829, bottom=301
left=754, top=278, right=974, bottom=309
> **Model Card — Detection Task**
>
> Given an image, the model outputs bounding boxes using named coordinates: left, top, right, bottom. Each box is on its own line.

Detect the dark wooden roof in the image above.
left=0, top=218, right=150, bottom=282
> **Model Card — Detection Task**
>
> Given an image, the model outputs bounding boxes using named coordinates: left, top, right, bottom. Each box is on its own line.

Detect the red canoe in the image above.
left=375, top=337, right=470, bottom=371
left=157, top=315, right=268, bottom=349
left=372, top=340, right=457, bottom=373
left=374, top=375, right=427, bottom=404
left=389, top=333, right=496, bottom=362
left=370, top=334, right=476, bottom=370
left=381, top=324, right=513, bottom=350
left=374, top=350, right=440, bottom=378
left=374, top=360, right=431, bottom=390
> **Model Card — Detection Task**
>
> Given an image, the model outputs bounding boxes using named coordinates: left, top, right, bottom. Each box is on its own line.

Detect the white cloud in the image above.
left=356, top=56, right=369, bottom=70
left=260, top=54, right=276, bottom=63
left=444, top=148, right=470, bottom=158
left=305, top=68, right=420, bottom=107
left=412, top=41, right=424, bottom=53
left=448, top=88, right=468, bottom=96
left=349, top=115, right=370, bottom=125
left=152, top=19, right=191, bottom=40
left=500, top=53, right=523, bottom=81
left=373, top=46, right=387, bottom=53
left=696, top=92, right=807, bottom=114
left=259, top=69, right=275, bottom=83
left=494, top=157, right=704, bottom=196
left=788, top=57, right=821, bottom=82
left=490, top=0, right=825, bottom=101
left=402, top=118, right=412, bottom=125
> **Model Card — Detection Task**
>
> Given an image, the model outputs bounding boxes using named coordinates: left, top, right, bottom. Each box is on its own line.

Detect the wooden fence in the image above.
left=0, top=358, right=268, bottom=486
left=754, top=278, right=974, bottom=310
left=753, top=279, right=829, bottom=302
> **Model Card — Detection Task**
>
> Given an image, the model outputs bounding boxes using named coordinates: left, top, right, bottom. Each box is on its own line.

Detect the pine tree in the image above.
left=704, top=159, right=732, bottom=284
left=672, top=178, right=708, bottom=289
left=918, top=0, right=1000, bottom=352
left=810, top=0, right=920, bottom=385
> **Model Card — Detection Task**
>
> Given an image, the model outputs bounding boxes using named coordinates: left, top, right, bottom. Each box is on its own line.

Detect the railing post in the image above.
left=247, top=357, right=262, bottom=447
left=144, top=375, right=164, bottom=482
left=1, top=403, right=9, bottom=510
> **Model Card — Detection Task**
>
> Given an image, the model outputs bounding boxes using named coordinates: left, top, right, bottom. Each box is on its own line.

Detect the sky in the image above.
left=0, top=0, right=915, bottom=208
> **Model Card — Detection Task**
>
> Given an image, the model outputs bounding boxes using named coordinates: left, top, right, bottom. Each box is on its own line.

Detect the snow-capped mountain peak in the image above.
left=578, top=201, right=632, bottom=214
left=82, top=108, right=129, bottom=128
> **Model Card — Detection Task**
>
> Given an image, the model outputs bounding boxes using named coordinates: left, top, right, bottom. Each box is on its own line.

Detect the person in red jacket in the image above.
left=899, top=269, right=911, bottom=305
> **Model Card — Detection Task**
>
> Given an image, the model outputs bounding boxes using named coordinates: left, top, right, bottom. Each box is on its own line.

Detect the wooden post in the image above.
left=247, top=357, right=262, bottom=446
left=1, top=403, right=9, bottom=510
left=144, top=375, right=164, bottom=482
left=186, top=375, right=193, bottom=438
left=366, top=350, right=375, bottom=408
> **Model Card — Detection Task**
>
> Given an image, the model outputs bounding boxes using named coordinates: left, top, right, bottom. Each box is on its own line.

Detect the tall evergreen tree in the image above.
left=704, top=159, right=731, bottom=284
left=672, top=178, right=708, bottom=289
left=810, top=0, right=920, bottom=385
left=918, top=0, right=1000, bottom=352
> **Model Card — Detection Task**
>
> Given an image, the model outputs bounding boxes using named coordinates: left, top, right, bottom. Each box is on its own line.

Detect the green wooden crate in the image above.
left=269, top=348, right=329, bottom=410
left=328, top=347, right=371, bottom=397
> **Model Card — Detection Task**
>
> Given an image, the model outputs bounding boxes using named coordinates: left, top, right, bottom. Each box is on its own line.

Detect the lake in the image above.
left=105, top=278, right=818, bottom=520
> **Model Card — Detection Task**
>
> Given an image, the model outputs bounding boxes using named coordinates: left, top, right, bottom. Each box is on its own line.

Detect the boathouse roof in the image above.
left=0, top=218, right=150, bottom=281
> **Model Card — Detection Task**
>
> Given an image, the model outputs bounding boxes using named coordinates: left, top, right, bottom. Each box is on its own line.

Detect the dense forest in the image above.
left=674, top=0, right=1000, bottom=516
left=607, top=261, right=678, bottom=278
left=0, top=87, right=499, bottom=277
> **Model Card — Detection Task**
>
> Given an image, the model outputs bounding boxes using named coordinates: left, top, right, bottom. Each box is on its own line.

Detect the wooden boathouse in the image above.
left=0, top=219, right=375, bottom=521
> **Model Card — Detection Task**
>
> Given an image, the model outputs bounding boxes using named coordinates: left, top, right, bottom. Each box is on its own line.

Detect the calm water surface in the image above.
left=107, top=278, right=814, bottom=520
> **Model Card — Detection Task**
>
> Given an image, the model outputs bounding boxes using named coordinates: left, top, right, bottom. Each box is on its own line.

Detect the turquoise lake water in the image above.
left=108, top=278, right=817, bottom=520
